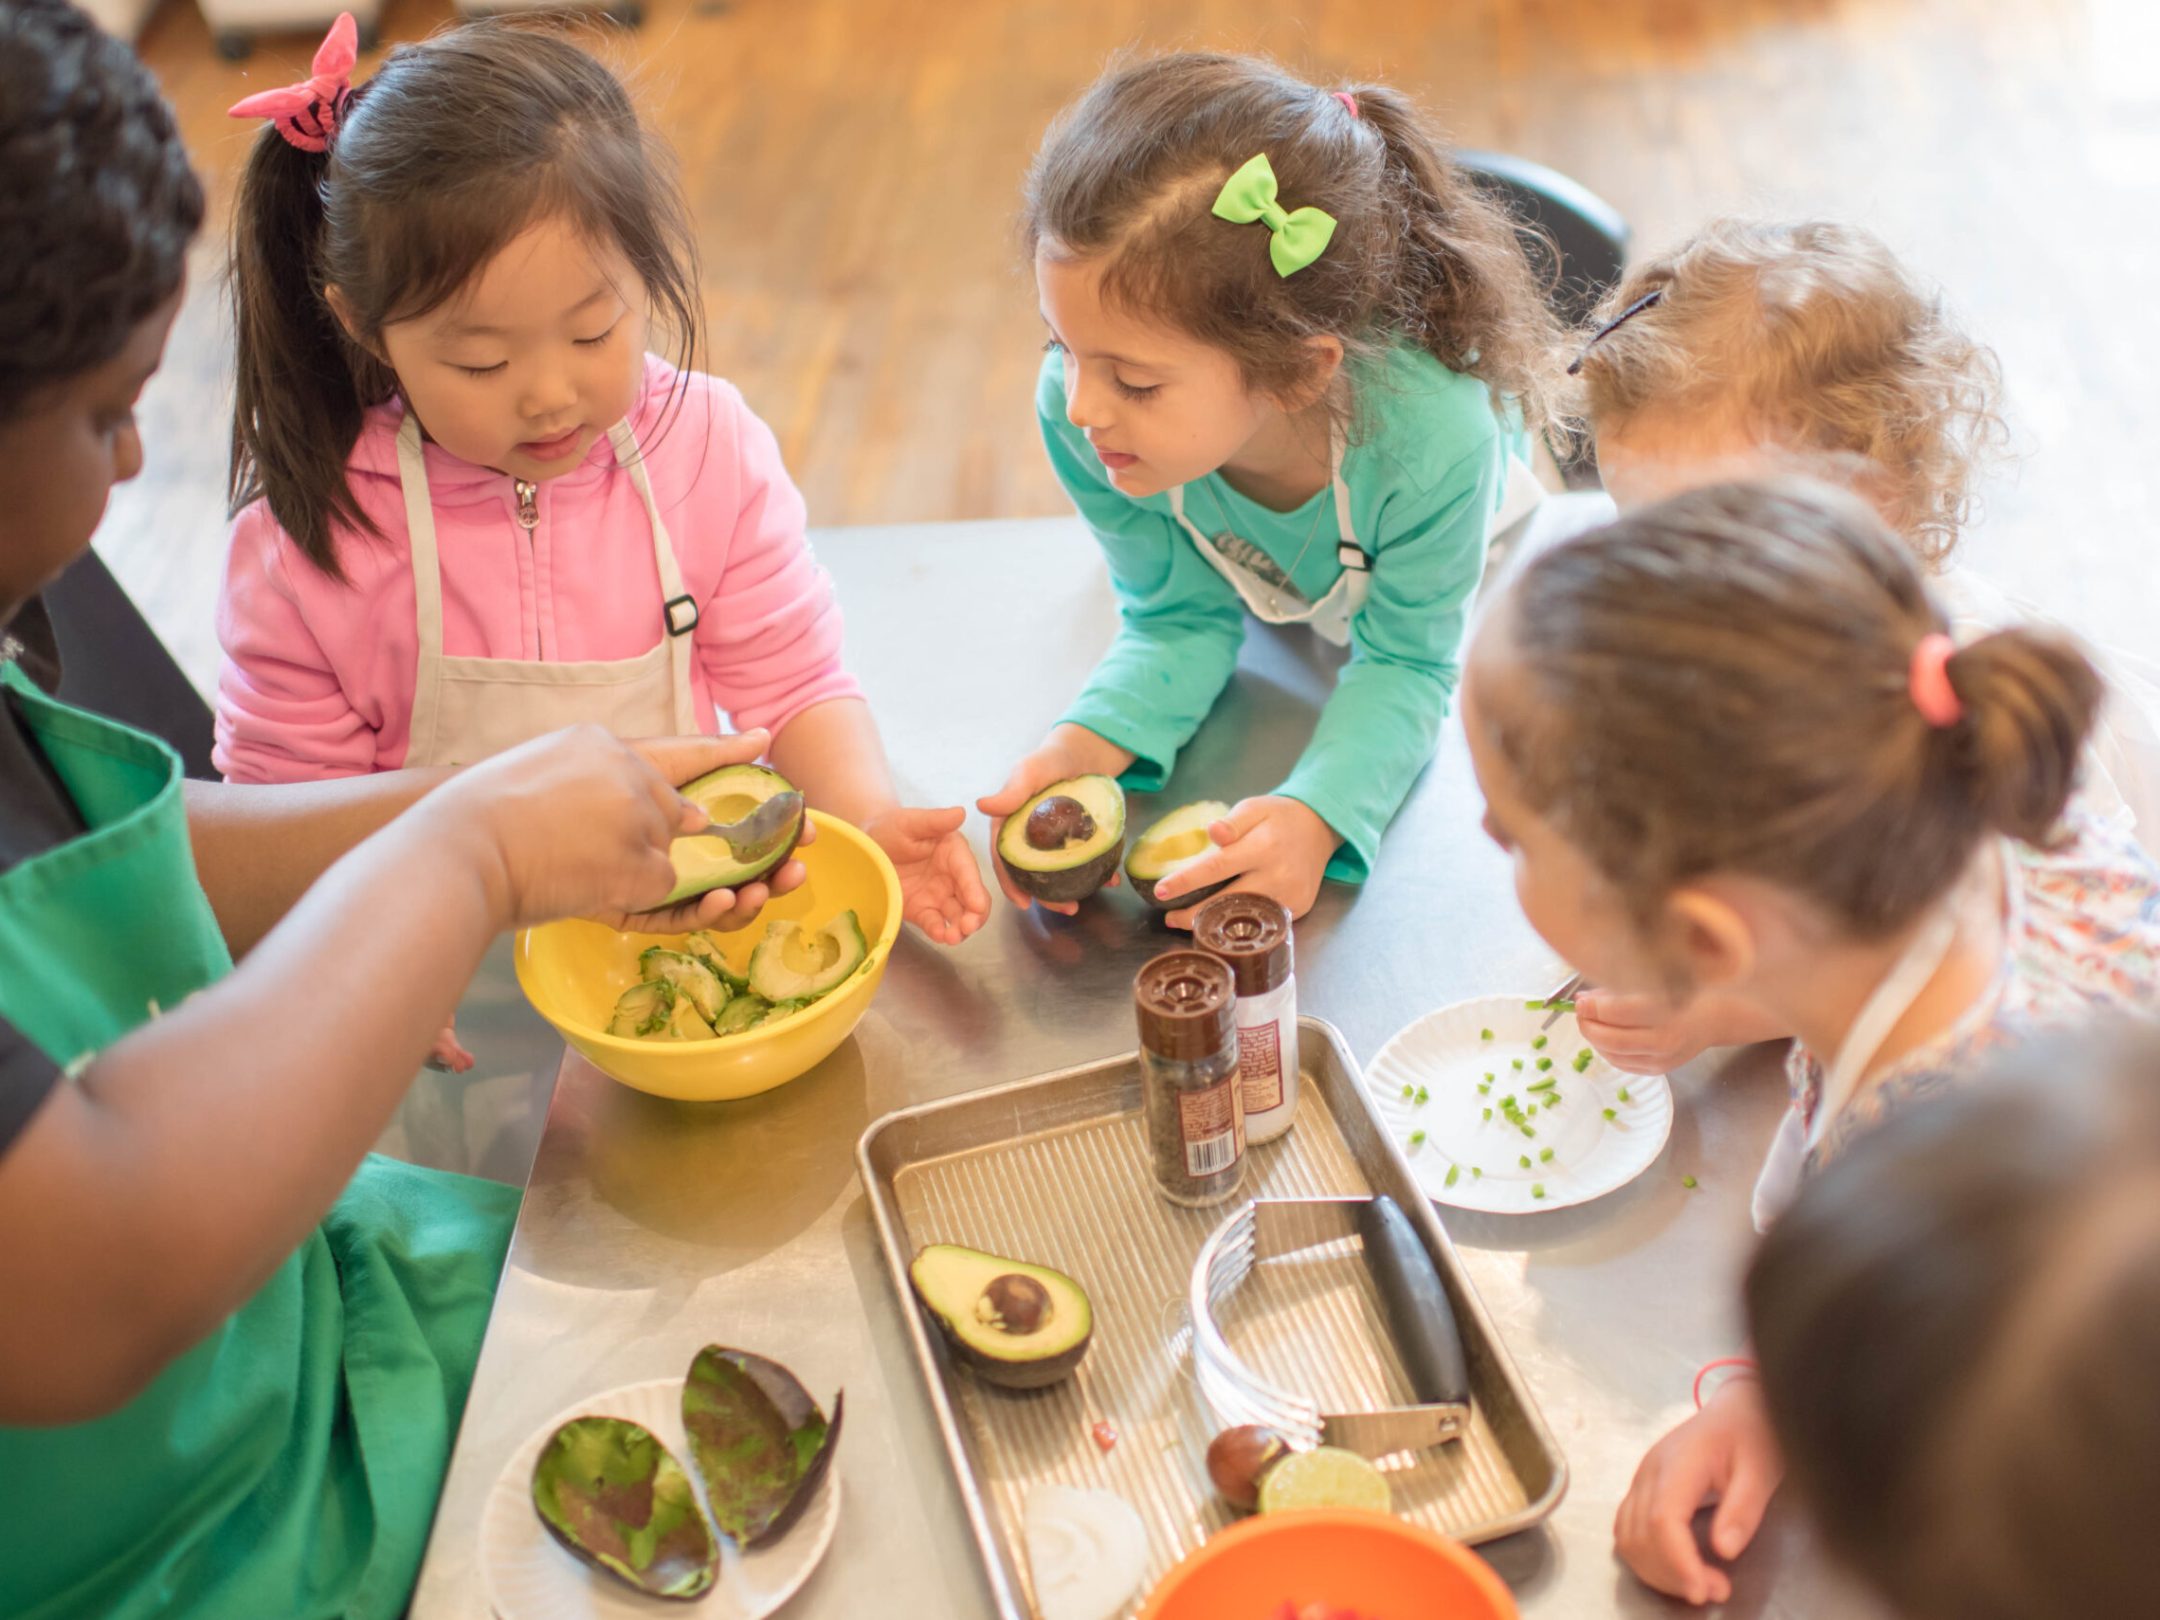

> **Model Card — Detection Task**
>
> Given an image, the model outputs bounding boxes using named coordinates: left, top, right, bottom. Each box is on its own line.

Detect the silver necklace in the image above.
left=1200, top=474, right=1332, bottom=616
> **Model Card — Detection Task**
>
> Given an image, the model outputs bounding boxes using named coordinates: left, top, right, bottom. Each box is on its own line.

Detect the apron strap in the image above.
left=1806, top=900, right=1962, bottom=1152
left=397, top=413, right=448, bottom=764
left=605, top=419, right=701, bottom=736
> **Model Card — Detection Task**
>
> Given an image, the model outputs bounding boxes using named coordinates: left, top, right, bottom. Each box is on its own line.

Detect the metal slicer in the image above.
left=1189, top=1194, right=1473, bottom=1459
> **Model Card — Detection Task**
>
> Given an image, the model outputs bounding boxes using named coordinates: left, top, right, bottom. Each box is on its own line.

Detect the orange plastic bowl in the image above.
left=1138, top=1511, right=1519, bottom=1620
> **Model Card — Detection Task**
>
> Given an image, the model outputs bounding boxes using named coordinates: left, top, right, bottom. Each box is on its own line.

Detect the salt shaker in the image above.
left=1133, top=950, right=1245, bottom=1208
left=1194, top=892, right=1299, bottom=1144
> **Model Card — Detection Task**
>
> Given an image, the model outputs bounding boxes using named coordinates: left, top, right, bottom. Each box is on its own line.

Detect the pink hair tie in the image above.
left=228, top=11, right=359, bottom=154
left=1333, top=90, right=1360, bottom=118
left=1909, top=632, right=1963, bottom=727
left=1693, top=1356, right=1760, bottom=1411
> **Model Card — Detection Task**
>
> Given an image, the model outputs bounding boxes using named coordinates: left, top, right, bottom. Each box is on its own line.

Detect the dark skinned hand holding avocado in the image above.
left=976, top=721, right=1343, bottom=928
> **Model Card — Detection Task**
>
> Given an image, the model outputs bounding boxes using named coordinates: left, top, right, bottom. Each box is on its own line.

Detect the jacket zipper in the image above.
left=513, top=479, right=542, bottom=658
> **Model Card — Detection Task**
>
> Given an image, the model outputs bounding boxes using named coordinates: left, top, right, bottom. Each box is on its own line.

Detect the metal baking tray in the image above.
left=857, top=1016, right=1566, bottom=1618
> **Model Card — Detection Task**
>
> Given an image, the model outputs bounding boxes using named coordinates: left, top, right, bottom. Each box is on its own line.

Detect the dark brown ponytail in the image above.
left=1338, top=83, right=1564, bottom=435
left=1483, top=478, right=2102, bottom=941
left=227, top=123, right=394, bottom=581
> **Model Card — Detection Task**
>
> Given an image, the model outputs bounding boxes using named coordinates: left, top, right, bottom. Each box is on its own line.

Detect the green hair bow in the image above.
left=1211, top=153, right=1338, bottom=278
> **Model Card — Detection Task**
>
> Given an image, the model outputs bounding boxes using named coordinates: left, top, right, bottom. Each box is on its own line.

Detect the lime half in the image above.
left=1256, top=1445, right=1392, bottom=1515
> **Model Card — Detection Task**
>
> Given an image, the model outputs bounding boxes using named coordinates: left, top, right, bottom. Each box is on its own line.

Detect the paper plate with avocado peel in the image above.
left=483, top=1378, right=841, bottom=1619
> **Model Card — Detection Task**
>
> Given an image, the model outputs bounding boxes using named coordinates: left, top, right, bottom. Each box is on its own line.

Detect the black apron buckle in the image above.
left=664, top=595, right=700, bottom=637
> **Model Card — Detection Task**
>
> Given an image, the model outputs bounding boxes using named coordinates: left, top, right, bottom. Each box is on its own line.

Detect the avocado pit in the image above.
left=976, top=1272, right=1054, bottom=1336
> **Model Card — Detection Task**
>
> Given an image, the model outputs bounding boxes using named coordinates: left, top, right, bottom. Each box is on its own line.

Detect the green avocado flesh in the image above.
left=1125, top=800, right=1232, bottom=910
left=530, top=1416, right=717, bottom=1600
left=995, top=775, right=1126, bottom=904
left=908, top=1244, right=1094, bottom=1390
left=606, top=912, right=867, bottom=1045
left=748, top=911, right=868, bottom=1002
left=664, top=764, right=805, bottom=906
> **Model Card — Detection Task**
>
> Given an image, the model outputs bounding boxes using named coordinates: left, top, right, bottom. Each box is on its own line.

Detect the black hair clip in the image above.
left=1566, top=288, right=1665, bottom=376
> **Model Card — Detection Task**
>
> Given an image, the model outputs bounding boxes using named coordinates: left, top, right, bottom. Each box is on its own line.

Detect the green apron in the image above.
left=0, top=664, right=518, bottom=1619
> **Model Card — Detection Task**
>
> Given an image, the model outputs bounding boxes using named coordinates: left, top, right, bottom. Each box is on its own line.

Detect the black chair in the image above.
left=43, top=548, right=219, bottom=781
left=1457, top=150, right=1630, bottom=487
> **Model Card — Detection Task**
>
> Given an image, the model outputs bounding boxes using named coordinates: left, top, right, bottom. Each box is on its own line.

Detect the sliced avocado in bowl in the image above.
left=638, top=948, right=727, bottom=1023
left=680, top=931, right=748, bottom=995
left=607, top=979, right=677, bottom=1038
left=712, top=993, right=771, bottom=1036
left=665, top=764, right=806, bottom=906
left=1125, top=799, right=1231, bottom=911
left=908, top=1243, right=1094, bottom=1390
left=748, top=911, right=869, bottom=1004
left=995, top=776, right=1126, bottom=904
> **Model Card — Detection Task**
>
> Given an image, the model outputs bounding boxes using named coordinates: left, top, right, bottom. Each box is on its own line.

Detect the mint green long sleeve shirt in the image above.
left=1040, top=344, right=1515, bottom=882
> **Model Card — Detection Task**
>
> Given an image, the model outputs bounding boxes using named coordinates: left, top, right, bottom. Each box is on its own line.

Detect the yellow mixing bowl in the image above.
left=514, top=810, right=901, bottom=1102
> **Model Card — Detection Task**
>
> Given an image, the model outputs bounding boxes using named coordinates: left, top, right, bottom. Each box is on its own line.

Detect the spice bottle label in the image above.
left=1177, top=1074, right=1243, bottom=1178
left=1234, top=979, right=1297, bottom=1115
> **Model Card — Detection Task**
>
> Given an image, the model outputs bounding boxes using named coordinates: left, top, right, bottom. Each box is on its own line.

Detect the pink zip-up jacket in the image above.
left=214, top=356, right=860, bottom=783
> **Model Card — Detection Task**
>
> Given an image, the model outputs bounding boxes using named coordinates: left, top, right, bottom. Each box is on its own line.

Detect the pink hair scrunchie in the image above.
left=1909, top=632, right=1964, bottom=727
left=227, top=11, right=358, bottom=154
left=1333, top=90, right=1359, bottom=117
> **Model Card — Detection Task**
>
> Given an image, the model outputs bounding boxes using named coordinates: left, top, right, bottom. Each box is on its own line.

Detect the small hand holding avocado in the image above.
left=681, top=1347, right=843, bottom=1547
left=1126, top=799, right=1233, bottom=912
left=530, top=1416, right=718, bottom=1600
left=909, top=1244, right=1094, bottom=1389
left=995, top=776, right=1126, bottom=905
left=665, top=763, right=806, bottom=906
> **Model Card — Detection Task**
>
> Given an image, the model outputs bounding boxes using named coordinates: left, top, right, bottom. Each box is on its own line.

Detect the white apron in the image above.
left=397, top=414, right=702, bottom=769
left=1749, top=899, right=1964, bottom=1231
left=1168, top=425, right=1543, bottom=647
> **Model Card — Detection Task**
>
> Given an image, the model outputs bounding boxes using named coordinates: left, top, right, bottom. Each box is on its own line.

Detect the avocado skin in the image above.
left=908, top=1244, right=1094, bottom=1390
left=995, top=836, right=1125, bottom=905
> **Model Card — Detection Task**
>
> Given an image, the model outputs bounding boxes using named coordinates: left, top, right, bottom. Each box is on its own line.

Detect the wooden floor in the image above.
left=113, top=0, right=2160, bottom=689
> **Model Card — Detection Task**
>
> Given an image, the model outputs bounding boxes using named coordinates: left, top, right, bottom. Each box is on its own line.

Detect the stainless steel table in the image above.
left=411, top=517, right=1874, bottom=1620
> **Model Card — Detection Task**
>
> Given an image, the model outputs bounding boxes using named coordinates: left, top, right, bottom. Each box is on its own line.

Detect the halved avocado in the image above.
left=639, top=948, right=727, bottom=1023
left=664, top=764, right=806, bottom=906
left=747, top=911, right=868, bottom=1003
left=1125, top=800, right=1232, bottom=911
left=995, top=776, right=1126, bottom=904
left=908, top=1244, right=1093, bottom=1390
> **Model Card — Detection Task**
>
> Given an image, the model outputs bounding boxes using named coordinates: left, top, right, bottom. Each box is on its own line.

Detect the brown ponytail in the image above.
left=226, top=20, right=702, bottom=581
left=1022, top=52, right=1564, bottom=434
left=1483, top=479, right=2102, bottom=940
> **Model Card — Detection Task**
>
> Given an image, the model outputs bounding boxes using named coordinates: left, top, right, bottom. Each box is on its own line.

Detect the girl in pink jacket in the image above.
left=216, top=19, right=988, bottom=1017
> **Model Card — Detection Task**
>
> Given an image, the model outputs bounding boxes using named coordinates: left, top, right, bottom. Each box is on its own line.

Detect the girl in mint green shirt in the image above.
left=982, top=53, right=1561, bottom=925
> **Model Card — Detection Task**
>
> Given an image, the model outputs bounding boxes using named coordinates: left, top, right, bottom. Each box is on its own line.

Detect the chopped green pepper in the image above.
left=1511, top=1059, right=1524, bottom=1071
left=1603, top=1107, right=1617, bottom=1121
left=1482, top=1107, right=1492, bottom=1121
left=1444, top=1164, right=1460, bottom=1188
left=1532, top=1183, right=1547, bottom=1199
left=1480, top=1029, right=1494, bottom=1041
left=1471, top=1166, right=1483, bottom=1178
left=1521, top=1125, right=1536, bottom=1138
left=1409, top=1130, right=1427, bottom=1147
left=1618, top=1086, right=1632, bottom=1103
left=1540, top=1147, right=1555, bottom=1163
left=1518, top=1154, right=1532, bottom=1169
left=1536, top=1057, right=1554, bottom=1072
left=1532, top=1035, right=1548, bottom=1051
left=1527, top=1077, right=1557, bottom=1093
left=1414, top=1086, right=1430, bottom=1106
left=1574, top=1050, right=1594, bottom=1072
left=1401, top=1083, right=1414, bottom=1100
left=1682, top=1174, right=1698, bottom=1189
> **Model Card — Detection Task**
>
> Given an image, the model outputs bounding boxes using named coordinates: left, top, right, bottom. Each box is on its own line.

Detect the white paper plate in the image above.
left=1367, top=993, right=1674, bottom=1214
left=482, top=1377, right=841, bottom=1620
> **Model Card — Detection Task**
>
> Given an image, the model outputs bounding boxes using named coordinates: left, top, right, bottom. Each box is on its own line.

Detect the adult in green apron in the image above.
left=0, top=657, right=517, bottom=1619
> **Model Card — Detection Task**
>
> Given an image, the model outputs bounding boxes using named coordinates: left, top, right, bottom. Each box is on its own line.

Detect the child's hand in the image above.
left=1576, top=988, right=1794, bottom=1076
left=863, top=805, right=990, bottom=945
left=1575, top=989, right=1715, bottom=1076
left=423, top=1020, right=476, bottom=1074
left=977, top=724, right=1135, bottom=916
left=1614, top=1378, right=1783, bottom=1606
left=1151, top=796, right=1340, bottom=929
